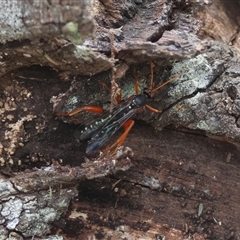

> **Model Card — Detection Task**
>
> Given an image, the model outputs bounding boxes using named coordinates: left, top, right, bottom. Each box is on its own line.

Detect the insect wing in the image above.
left=85, top=121, right=118, bottom=154
left=80, top=98, right=131, bottom=130
left=86, top=107, right=137, bottom=154
left=75, top=110, right=113, bottom=142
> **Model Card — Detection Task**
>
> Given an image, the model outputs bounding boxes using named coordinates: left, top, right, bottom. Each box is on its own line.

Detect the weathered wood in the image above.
left=0, top=0, right=114, bottom=76
left=2, top=125, right=237, bottom=239
left=0, top=0, right=206, bottom=77
left=0, top=0, right=240, bottom=239
left=66, top=126, right=240, bottom=239
left=0, top=148, right=132, bottom=238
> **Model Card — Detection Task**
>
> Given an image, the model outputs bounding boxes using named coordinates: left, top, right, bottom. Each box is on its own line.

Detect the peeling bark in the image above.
left=0, top=148, right=132, bottom=238
left=0, top=0, right=240, bottom=239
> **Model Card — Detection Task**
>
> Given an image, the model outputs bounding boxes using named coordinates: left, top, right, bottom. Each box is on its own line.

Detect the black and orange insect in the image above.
left=55, top=63, right=179, bottom=155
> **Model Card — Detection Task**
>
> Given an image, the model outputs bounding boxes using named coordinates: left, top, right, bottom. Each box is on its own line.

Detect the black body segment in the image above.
left=77, top=94, right=147, bottom=154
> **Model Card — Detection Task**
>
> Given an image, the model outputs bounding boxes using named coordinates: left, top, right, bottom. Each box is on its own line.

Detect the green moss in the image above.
left=62, top=22, right=83, bottom=45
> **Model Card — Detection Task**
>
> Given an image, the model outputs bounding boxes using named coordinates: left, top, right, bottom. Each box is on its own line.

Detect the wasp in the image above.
left=55, top=63, right=179, bottom=155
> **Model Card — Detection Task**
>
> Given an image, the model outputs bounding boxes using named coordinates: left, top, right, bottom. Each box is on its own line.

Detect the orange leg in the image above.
left=98, top=80, right=111, bottom=92
left=149, top=61, right=181, bottom=96
left=149, top=61, right=155, bottom=92
left=99, top=80, right=122, bottom=103
left=145, top=104, right=162, bottom=113
left=114, top=88, right=122, bottom=104
left=55, top=106, right=104, bottom=117
left=103, top=119, right=135, bottom=155
left=151, top=74, right=181, bottom=95
left=133, top=68, right=140, bottom=94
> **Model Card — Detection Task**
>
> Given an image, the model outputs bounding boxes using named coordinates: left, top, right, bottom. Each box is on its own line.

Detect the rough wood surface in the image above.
left=67, top=125, right=240, bottom=240
left=0, top=0, right=240, bottom=239
left=0, top=148, right=132, bottom=238
left=0, top=0, right=113, bottom=77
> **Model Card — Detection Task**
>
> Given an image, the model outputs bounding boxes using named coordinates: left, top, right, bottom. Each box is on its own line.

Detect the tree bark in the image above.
left=0, top=0, right=240, bottom=239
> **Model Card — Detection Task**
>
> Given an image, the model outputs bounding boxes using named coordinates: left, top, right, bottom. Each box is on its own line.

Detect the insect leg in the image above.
left=55, top=106, right=104, bottom=117
left=133, top=68, right=140, bottom=94
left=98, top=80, right=111, bottom=92
left=149, top=61, right=155, bottom=92
left=98, top=80, right=122, bottom=104
left=151, top=74, right=181, bottom=95
left=134, top=61, right=155, bottom=95
left=145, top=104, right=162, bottom=113
left=103, top=119, right=135, bottom=155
